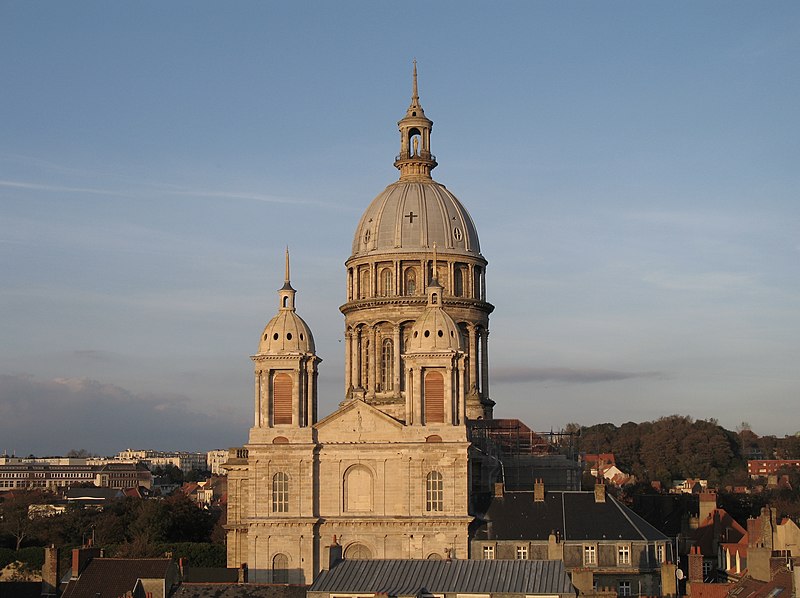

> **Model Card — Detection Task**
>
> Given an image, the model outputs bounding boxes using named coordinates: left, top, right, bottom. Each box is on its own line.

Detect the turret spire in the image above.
left=412, top=59, right=419, bottom=103
left=279, top=247, right=296, bottom=307
left=284, top=246, right=291, bottom=284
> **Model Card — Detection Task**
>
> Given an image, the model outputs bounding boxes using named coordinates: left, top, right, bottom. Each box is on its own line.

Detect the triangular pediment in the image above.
left=315, top=399, right=404, bottom=443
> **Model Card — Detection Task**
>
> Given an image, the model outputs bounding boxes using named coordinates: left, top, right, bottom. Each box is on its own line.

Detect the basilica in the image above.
left=225, top=65, right=570, bottom=584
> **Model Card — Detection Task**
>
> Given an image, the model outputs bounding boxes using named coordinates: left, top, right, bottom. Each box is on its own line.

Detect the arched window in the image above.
left=473, top=266, right=482, bottom=299
left=344, top=465, right=373, bottom=512
left=272, top=472, right=289, bottom=513
left=426, top=471, right=444, bottom=512
left=272, top=553, right=289, bottom=583
left=424, top=371, right=445, bottom=424
left=453, top=267, right=464, bottom=297
left=273, top=373, right=292, bottom=425
left=405, top=268, right=417, bottom=296
left=360, top=269, right=371, bottom=299
left=363, top=339, right=370, bottom=389
left=381, top=339, right=393, bottom=391
left=345, top=543, right=372, bottom=560
left=381, top=268, right=393, bottom=296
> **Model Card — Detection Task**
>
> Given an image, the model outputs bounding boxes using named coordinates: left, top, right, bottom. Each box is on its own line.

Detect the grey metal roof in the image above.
left=473, top=491, right=668, bottom=543
left=309, top=559, right=574, bottom=596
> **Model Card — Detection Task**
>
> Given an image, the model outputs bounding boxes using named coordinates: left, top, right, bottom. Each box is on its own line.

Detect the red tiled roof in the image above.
left=686, top=582, right=733, bottom=598
left=691, top=508, right=748, bottom=556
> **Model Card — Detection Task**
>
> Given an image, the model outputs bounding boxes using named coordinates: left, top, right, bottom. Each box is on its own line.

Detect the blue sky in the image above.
left=1, top=2, right=798, bottom=455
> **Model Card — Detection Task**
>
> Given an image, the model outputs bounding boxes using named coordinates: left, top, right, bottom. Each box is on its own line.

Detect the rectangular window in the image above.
left=516, top=545, right=528, bottom=560
left=482, top=545, right=495, bottom=560
left=656, top=544, right=664, bottom=563
left=583, top=544, right=597, bottom=566
left=618, top=544, right=631, bottom=565
left=618, top=580, right=631, bottom=596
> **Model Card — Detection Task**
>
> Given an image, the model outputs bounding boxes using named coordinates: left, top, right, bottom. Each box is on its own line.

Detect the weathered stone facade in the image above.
left=226, top=65, right=489, bottom=584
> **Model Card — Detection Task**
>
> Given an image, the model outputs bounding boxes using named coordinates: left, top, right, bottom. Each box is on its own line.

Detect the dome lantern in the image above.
left=394, top=60, right=437, bottom=181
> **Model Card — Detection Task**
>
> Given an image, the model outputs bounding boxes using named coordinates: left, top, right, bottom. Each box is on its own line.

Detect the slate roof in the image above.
left=61, top=558, right=175, bottom=598
left=174, top=584, right=308, bottom=598
left=473, top=491, right=668, bottom=542
left=309, top=559, right=574, bottom=595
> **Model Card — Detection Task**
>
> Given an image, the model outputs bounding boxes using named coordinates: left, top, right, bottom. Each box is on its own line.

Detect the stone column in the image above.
left=354, top=328, right=362, bottom=389
left=254, top=370, right=261, bottom=427
left=293, top=366, right=301, bottom=427
left=444, top=363, right=453, bottom=425
left=305, top=360, right=314, bottom=427
left=458, top=357, right=466, bottom=424
left=405, top=367, right=413, bottom=424
left=344, top=331, right=352, bottom=394
left=468, top=325, right=478, bottom=392
left=369, top=327, right=377, bottom=397
left=393, top=325, right=401, bottom=393
left=480, top=329, right=489, bottom=399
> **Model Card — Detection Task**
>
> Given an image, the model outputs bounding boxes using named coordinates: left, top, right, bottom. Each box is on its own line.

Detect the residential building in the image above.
left=0, top=460, right=151, bottom=490
left=207, top=449, right=229, bottom=475
left=748, top=459, right=800, bottom=478
left=471, top=481, right=675, bottom=596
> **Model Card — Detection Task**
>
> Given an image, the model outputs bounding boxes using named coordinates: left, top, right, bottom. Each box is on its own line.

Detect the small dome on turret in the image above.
left=406, top=256, right=463, bottom=352
left=257, top=249, right=316, bottom=355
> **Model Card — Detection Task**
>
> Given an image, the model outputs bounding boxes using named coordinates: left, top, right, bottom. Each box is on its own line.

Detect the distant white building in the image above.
left=116, top=449, right=207, bottom=473
left=206, top=449, right=228, bottom=475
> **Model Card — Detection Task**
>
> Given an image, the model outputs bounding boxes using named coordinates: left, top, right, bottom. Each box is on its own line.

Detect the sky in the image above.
left=1, top=2, right=799, bottom=456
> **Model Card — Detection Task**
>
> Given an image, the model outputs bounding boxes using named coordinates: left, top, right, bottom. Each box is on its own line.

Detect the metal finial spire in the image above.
left=284, top=246, right=290, bottom=283
left=412, top=59, right=419, bottom=102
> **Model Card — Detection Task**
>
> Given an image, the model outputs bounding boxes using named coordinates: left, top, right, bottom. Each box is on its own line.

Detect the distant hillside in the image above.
left=570, top=415, right=800, bottom=486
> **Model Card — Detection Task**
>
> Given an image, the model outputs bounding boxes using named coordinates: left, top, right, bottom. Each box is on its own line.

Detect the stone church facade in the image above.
left=226, top=65, right=498, bottom=584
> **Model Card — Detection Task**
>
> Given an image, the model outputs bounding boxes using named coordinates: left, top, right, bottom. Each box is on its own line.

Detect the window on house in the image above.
left=482, top=545, right=495, bottom=560
left=583, top=544, right=597, bottom=566
left=618, top=580, right=631, bottom=596
left=515, top=545, right=528, bottom=560
left=272, top=472, right=289, bottom=513
left=656, top=544, right=664, bottom=563
left=618, top=544, right=631, bottom=565
left=426, top=471, right=443, bottom=511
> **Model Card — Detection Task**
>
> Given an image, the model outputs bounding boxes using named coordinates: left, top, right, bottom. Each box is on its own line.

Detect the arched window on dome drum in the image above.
left=360, top=269, right=371, bottom=299
left=272, top=553, right=289, bottom=582
left=426, top=470, right=444, bottom=511
left=381, top=339, right=393, bottom=391
left=405, top=268, right=417, bottom=296
left=453, top=267, right=464, bottom=297
left=424, top=371, right=445, bottom=424
left=272, top=472, right=289, bottom=513
left=380, top=268, right=393, bottom=296
left=272, top=373, right=292, bottom=425
left=363, top=339, right=370, bottom=389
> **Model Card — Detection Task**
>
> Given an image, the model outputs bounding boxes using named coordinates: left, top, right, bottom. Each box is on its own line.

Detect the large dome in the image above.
left=351, top=180, right=481, bottom=258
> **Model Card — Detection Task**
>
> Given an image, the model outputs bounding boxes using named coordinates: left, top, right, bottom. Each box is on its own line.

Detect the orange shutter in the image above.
left=424, top=371, right=445, bottom=423
left=273, top=373, right=292, bottom=425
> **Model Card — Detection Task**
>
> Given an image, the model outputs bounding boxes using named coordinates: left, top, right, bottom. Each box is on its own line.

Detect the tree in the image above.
left=0, top=491, right=47, bottom=550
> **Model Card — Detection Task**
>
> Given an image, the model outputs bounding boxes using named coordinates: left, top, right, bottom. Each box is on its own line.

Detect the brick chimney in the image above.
left=41, top=545, right=60, bottom=597
left=687, top=546, right=704, bottom=582
left=322, top=535, right=343, bottom=571
left=71, top=546, right=101, bottom=579
left=698, top=491, right=717, bottom=523
left=493, top=482, right=504, bottom=498
left=534, top=479, right=545, bottom=502
left=594, top=482, right=606, bottom=503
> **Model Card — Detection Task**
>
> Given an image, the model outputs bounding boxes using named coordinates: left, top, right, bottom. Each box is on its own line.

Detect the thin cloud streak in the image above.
left=492, top=367, right=664, bottom=385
